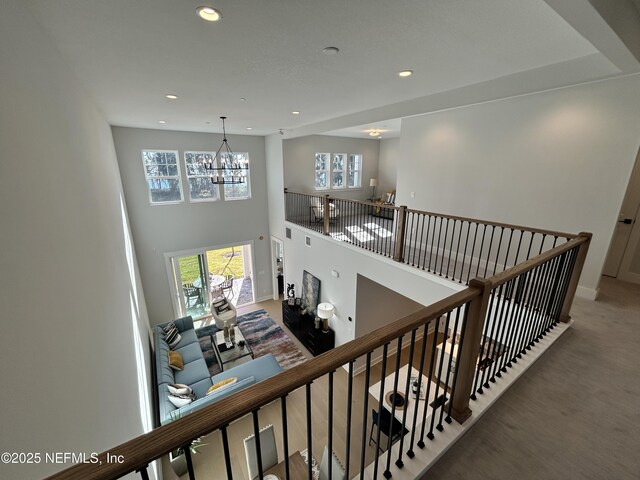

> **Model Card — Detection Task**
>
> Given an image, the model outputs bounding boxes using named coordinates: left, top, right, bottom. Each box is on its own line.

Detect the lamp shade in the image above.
left=317, top=302, right=335, bottom=319
left=369, top=178, right=379, bottom=187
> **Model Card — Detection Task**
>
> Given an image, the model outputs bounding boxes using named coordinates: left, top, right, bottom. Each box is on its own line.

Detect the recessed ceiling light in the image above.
left=368, top=130, right=381, bottom=137
left=165, top=94, right=178, bottom=100
left=158, top=120, right=166, bottom=124
left=322, top=47, right=340, bottom=55
left=246, top=127, right=253, bottom=131
left=196, top=6, right=222, bottom=22
left=240, top=97, right=246, bottom=102
left=398, top=70, right=413, bottom=78
left=292, top=111, right=300, bottom=115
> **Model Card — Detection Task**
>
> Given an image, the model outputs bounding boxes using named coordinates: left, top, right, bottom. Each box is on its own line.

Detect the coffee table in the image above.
left=211, top=326, right=253, bottom=371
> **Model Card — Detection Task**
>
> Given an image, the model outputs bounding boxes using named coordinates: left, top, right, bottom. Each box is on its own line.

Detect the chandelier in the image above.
left=203, top=116, right=248, bottom=184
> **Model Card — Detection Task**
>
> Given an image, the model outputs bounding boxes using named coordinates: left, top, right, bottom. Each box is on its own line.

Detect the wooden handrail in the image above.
left=46, top=288, right=480, bottom=480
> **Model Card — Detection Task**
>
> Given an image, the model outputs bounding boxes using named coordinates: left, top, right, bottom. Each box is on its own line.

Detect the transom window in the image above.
left=315, top=153, right=329, bottom=190
left=220, top=152, right=251, bottom=200
left=315, top=152, right=362, bottom=190
left=348, top=154, right=362, bottom=188
left=184, top=151, right=219, bottom=202
left=142, top=150, right=183, bottom=204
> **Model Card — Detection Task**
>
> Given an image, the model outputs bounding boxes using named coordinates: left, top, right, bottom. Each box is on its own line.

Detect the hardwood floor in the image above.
left=161, top=297, right=442, bottom=480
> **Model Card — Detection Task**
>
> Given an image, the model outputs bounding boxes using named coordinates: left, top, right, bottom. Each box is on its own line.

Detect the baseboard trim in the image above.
left=576, top=285, right=598, bottom=301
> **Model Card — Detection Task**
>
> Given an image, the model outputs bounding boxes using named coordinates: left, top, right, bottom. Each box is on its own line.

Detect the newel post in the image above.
left=450, top=277, right=493, bottom=424
left=393, top=205, right=408, bottom=262
left=323, top=194, right=331, bottom=235
left=559, top=232, right=592, bottom=323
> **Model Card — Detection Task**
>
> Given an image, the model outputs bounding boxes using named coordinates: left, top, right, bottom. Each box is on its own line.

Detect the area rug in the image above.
left=195, top=309, right=307, bottom=376
left=300, top=448, right=320, bottom=480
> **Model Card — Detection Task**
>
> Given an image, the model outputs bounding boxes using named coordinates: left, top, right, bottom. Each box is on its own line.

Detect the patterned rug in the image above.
left=195, top=309, right=307, bottom=376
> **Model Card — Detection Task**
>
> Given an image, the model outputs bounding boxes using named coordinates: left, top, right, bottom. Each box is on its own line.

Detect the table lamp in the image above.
left=317, top=302, right=335, bottom=333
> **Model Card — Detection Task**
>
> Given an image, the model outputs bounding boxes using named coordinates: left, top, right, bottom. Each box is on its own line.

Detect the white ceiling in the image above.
left=22, top=0, right=635, bottom=137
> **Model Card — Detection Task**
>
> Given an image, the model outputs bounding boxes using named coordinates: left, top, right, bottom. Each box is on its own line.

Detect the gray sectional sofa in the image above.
left=155, top=316, right=283, bottom=425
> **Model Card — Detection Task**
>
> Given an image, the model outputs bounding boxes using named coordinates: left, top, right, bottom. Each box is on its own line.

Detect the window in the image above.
left=315, top=153, right=329, bottom=190
left=184, top=151, right=219, bottom=202
left=347, top=154, right=362, bottom=188
left=220, top=152, right=251, bottom=200
left=142, top=150, right=183, bottom=204
left=332, top=153, right=346, bottom=189
left=315, top=152, right=363, bottom=190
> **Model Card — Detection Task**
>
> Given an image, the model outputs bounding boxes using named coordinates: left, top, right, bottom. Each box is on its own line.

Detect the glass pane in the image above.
left=157, top=165, right=168, bottom=176
left=167, top=164, right=178, bottom=176
left=189, top=177, right=218, bottom=201
left=145, top=164, right=159, bottom=176
left=332, top=154, right=345, bottom=171
left=178, top=254, right=210, bottom=318
left=348, top=154, right=361, bottom=171
left=164, top=152, right=177, bottom=165
left=224, top=180, right=250, bottom=200
left=315, top=172, right=327, bottom=189
left=315, top=153, right=328, bottom=170
left=148, top=178, right=182, bottom=203
left=332, top=172, right=344, bottom=188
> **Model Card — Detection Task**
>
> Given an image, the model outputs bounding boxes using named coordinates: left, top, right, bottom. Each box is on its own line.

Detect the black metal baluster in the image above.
left=447, top=305, right=469, bottom=422
left=513, top=230, right=525, bottom=270
left=549, top=249, right=576, bottom=325
left=428, top=312, right=451, bottom=438
left=502, top=228, right=515, bottom=272
left=491, top=227, right=505, bottom=276
left=422, top=215, right=433, bottom=271
left=359, top=352, right=372, bottom=480
left=465, top=222, right=479, bottom=283
left=384, top=337, right=403, bottom=478
left=525, top=231, right=535, bottom=260
left=521, top=264, right=544, bottom=354
left=482, top=225, right=496, bottom=278
left=538, top=234, right=548, bottom=255
left=486, top=283, right=509, bottom=383
left=498, top=277, right=520, bottom=371
left=373, top=344, right=389, bottom=480
left=452, top=220, right=463, bottom=282
left=474, top=224, right=488, bottom=279
left=434, top=216, right=445, bottom=276
left=396, top=329, right=417, bottom=468
left=328, top=371, right=334, bottom=480
left=306, top=383, right=312, bottom=480
left=439, top=307, right=461, bottom=428
left=408, top=212, right=416, bottom=265
left=532, top=257, right=557, bottom=341
left=445, top=219, right=457, bottom=278
left=471, top=288, right=497, bottom=398
left=417, top=214, right=427, bottom=269
left=345, top=361, right=354, bottom=480
left=439, top=218, right=450, bottom=276
left=280, top=396, right=290, bottom=480
left=459, top=221, right=472, bottom=284
left=221, top=425, right=234, bottom=480
left=252, top=410, right=264, bottom=480
left=427, top=215, right=438, bottom=273
left=136, top=465, right=150, bottom=480
left=513, top=267, right=538, bottom=361
left=407, top=323, right=429, bottom=457
left=184, top=444, right=196, bottom=480
left=496, top=278, right=520, bottom=375
left=418, top=320, right=440, bottom=447
left=528, top=260, right=553, bottom=346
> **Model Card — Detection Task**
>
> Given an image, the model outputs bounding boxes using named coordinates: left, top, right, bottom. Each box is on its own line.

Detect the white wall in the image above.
left=398, top=75, right=640, bottom=297
left=265, top=135, right=286, bottom=241
left=378, top=138, right=400, bottom=194
left=112, top=127, right=273, bottom=324
left=283, top=225, right=459, bottom=347
left=283, top=135, right=380, bottom=201
left=0, top=1, right=154, bottom=478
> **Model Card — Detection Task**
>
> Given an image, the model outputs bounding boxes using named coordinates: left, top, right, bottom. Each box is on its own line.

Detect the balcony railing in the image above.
left=45, top=192, right=590, bottom=480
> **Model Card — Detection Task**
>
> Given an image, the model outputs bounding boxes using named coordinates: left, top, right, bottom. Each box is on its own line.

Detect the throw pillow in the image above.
left=167, top=393, right=194, bottom=408
left=168, top=384, right=192, bottom=396
left=206, top=377, right=237, bottom=395
left=163, top=321, right=177, bottom=334
left=166, top=328, right=181, bottom=348
left=168, top=351, right=184, bottom=371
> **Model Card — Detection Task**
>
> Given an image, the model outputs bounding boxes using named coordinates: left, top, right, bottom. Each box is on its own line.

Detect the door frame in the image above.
left=164, top=240, right=257, bottom=319
left=271, top=236, right=285, bottom=301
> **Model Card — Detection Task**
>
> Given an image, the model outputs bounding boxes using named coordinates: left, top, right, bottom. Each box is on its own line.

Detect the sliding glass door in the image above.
left=167, top=243, right=255, bottom=320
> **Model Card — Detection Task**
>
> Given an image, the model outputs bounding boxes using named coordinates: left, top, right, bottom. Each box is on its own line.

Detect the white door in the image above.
left=603, top=147, right=640, bottom=283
